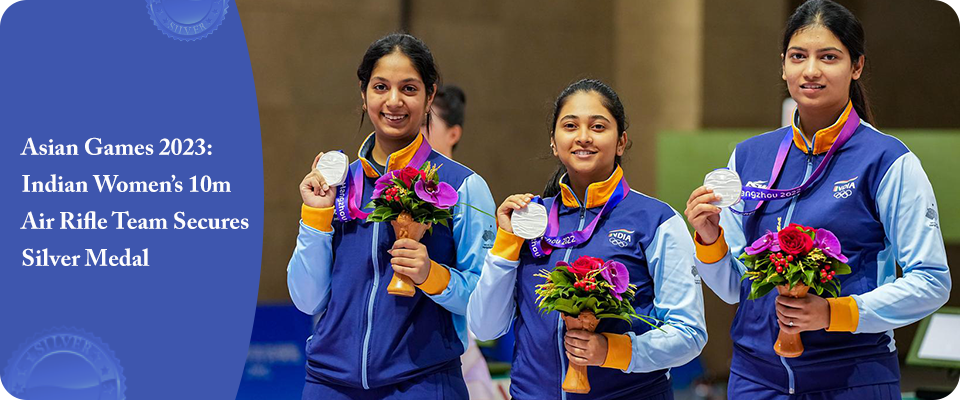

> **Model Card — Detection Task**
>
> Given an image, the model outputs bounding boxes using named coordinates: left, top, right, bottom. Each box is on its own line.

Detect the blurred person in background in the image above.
left=426, top=84, right=466, bottom=159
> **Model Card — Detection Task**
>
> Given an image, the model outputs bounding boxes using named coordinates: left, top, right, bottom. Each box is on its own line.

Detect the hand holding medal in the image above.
left=300, top=151, right=348, bottom=209
left=498, top=193, right=547, bottom=240
left=315, top=151, right=349, bottom=187
left=703, top=169, right=742, bottom=208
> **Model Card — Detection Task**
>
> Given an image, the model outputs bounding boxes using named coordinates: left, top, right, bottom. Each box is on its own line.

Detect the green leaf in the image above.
left=749, top=282, right=775, bottom=300
left=575, top=297, right=599, bottom=312
left=550, top=270, right=571, bottom=286
left=833, top=263, right=852, bottom=275
left=787, top=263, right=800, bottom=274
left=553, top=298, right=581, bottom=315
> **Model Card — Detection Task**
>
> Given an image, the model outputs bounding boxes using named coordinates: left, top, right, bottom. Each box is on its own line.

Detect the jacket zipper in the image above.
left=557, top=204, right=587, bottom=399
left=360, top=222, right=381, bottom=389
left=778, top=153, right=813, bottom=394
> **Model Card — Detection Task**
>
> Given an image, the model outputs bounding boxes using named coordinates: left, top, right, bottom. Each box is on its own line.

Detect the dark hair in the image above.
left=356, top=33, right=441, bottom=133
left=783, top=0, right=873, bottom=124
left=431, top=85, right=466, bottom=151
left=433, top=85, right=466, bottom=127
left=543, top=79, right=629, bottom=198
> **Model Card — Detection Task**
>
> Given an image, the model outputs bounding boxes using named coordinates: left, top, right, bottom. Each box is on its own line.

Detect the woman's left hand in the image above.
left=563, top=330, right=608, bottom=367
left=388, top=239, right=432, bottom=285
left=776, top=293, right=830, bottom=334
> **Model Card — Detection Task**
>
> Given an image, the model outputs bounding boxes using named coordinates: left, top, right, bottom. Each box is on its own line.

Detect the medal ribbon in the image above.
left=731, top=107, right=860, bottom=215
left=529, top=177, right=630, bottom=258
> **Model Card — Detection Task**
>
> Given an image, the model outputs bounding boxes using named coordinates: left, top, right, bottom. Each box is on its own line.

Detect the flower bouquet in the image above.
left=366, top=162, right=456, bottom=297
left=739, top=222, right=851, bottom=357
left=534, top=256, right=655, bottom=394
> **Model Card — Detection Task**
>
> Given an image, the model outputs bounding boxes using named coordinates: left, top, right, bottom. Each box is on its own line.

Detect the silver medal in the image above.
left=511, top=202, right=548, bottom=240
left=316, top=152, right=349, bottom=187
left=703, top=169, right=742, bottom=208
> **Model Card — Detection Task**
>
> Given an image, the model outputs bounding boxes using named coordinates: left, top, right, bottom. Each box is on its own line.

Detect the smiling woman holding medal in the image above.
left=685, top=1, right=951, bottom=398
left=468, top=79, right=707, bottom=400
left=286, top=33, right=495, bottom=399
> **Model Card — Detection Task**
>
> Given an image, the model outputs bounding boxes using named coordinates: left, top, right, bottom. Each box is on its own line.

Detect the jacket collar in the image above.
left=792, top=101, right=853, bottom=155
left=558, top=165, right=624, bottom=209
left=357, top=132, right=427, bottom=178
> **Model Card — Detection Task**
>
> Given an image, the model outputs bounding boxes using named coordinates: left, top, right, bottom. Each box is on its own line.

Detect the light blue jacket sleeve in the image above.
left=467, top=242, right=520, bottom=341
left=287, top=221, right=334, bottom=315
left=425, top=173, right=496, bottom=316
left=695, top=149, right=748, bottom=304
left=852, top=152, right=951, bottom=333
left=621, top=213, right=708, bottom=373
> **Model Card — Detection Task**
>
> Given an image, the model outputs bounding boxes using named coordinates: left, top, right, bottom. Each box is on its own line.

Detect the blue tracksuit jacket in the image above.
left=287, top=133, right=496, bottom=390
left=696, top=103, right=951, bottom=395
left=469, top=166, right=707, bottom=400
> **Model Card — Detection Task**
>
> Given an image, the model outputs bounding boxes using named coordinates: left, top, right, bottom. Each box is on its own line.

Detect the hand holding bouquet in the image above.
left=534, top=256, right=654, bottom=394
left=739, top=222, right=851, bottom=357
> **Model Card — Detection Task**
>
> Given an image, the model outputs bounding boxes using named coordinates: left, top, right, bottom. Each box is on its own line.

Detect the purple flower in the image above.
left=744, top=231, right=780, bottom=255
left=814, top=228, right=848, bottom=263
left=414, top=179, right=458, bottom=208
left=372, top=171, right=398, bottom=198
left=599, top=260, right=630, bottom=301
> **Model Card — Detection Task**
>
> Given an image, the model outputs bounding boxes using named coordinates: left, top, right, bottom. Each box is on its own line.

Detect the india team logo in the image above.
left=608, top=229, right=634, bottom=248
left=3, top=328, right=126, bottom=399
left=833, top=176, right=858, bottom=199
left=146, top=0, right=230, bottom=42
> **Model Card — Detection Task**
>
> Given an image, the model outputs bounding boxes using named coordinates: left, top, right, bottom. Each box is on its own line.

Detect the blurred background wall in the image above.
left=239, top=0, right=959, bottom=396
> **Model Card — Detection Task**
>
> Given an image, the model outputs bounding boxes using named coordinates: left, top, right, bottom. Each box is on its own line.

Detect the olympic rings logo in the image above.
left=834, top=189, right=853, bottom=199
left=609, top=238, right=630, bottom=248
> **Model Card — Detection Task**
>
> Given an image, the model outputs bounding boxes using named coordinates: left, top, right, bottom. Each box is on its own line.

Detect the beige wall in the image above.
left=702, top=0, right=787, bottom=128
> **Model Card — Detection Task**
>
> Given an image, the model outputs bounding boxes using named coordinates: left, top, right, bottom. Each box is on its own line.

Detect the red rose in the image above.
left=778, top=226, right=814, bottom=255
left=397, top=167, right=420, bottom=187
left=568, top=256, right=604, bottom=276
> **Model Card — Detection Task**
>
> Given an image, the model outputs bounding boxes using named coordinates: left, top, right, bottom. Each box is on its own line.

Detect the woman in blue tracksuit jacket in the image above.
left=287, top=33, right=495, bottom=399
left=468, top=79, right=707, bottom=400
left=685, top=1, right=951, bottom=399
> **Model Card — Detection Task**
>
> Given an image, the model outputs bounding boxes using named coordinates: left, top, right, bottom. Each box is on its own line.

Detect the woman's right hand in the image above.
left=496, top=193, right=534, bottom=234
left=684, top=186, right=723, bottom=244
left=299, top=152, right=336, bottom=209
